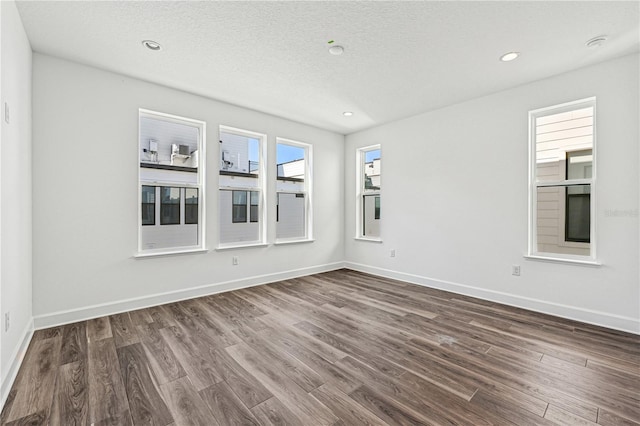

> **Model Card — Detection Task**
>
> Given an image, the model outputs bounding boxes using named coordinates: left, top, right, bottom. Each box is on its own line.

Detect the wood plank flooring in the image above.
left=2, top=269, right=639, bottom=425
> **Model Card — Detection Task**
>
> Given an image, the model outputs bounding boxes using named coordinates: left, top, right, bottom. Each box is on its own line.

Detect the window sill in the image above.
left=216, top=242, right=269, bottom=251
left=354, top=237, right=383, bottom=243
left=524, top=254, right=602, bottom=267
left=274, top=238, right=315, bottom=246
left=134, top=248, right=208, bottom=259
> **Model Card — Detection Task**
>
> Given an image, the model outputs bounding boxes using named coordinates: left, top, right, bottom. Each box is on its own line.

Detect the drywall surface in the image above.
left=345, top=53, right=639, bottom=333
left=1, top=0, right=33, bottom=394
left=32, top=54, right=344, bottom=321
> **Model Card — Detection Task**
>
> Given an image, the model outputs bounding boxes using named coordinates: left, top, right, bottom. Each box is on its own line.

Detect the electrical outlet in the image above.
left=512, top=265, right=521, bottom=276
left=232, top=256, right=239, bottom=266
left=390, top=249, right=396, bottom=257
left=4, top=312, right=10, bottom=332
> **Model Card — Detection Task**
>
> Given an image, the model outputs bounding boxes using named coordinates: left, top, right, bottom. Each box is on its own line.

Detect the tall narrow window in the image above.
left=138, top=110, right=205, bottom=253
left=219, top=127, right=266, bottom=246
left=529, top=98, right=595, bottom=261
left=357, top=145, right=381, bottom=239
left=276, top=139, right=312, bottom=242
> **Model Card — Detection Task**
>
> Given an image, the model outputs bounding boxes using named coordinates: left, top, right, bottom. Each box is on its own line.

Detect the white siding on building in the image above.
left=277, top=193, right=305, bottom=239
left=220, top=131, right=252, bottom=173
left=363, top=195, right=380, bottom=237
left=219, top=189, right=260, bottom=244
left=140, top=116, right=199, bottom=168
left=141, top=224, right=198, bottom=250
left=277, top=160, right=305, bottom=179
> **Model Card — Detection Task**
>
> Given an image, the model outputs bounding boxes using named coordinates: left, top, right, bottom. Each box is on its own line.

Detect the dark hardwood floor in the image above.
left=2, top=269, right=639, bottom=425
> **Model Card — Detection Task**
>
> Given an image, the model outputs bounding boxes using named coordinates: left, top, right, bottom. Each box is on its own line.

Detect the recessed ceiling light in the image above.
left=329, top=45, right=344, bottom=56
left=142, top=40, right=162, bottom=51
left=500, top=52, right=519, bottom=62
left=586, top=35, right=607, bottom=48
left=343, top=111, right=354, bottom=117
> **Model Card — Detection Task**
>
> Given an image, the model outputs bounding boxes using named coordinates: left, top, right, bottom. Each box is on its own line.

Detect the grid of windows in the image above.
left=529, top=98, right=595, bottom=260
left=138, top=115, right=317, bottom=253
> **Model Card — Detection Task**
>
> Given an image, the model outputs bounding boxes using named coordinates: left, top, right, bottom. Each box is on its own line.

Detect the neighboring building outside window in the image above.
left=219, top=126, right=266, bottom=247
left=528, top=98, right=596, bottom=262
left=276, top=138, right=312, bottom=242
left=138, top=110, right=205, bottom=254
left=357, top=145, right=381, bottom=239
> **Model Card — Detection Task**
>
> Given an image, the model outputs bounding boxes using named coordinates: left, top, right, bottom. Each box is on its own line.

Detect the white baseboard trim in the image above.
left=33, top=261, right=346, bottom=330
left=345, top=262, right=640, bottom=335
left=1, top=318, right=34, bottom=410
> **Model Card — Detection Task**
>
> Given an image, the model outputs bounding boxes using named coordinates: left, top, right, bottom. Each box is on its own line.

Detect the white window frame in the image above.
left=355, top=144, right=382, bottom=242
left=218, top=125, right=267, bottom=249
left=527, top=97, right=599, bottom=265
left=136, top=109, right=206, bottom=257
left=275, top=137, right=313, bottom=244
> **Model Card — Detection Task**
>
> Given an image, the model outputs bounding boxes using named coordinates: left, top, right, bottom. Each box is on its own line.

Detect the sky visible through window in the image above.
left=277, top=144, right=304, bottom=164
left=365, top=149, right=380, bottom=163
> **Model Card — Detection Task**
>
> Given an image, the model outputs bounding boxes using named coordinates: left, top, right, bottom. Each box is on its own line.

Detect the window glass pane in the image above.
left=536, top=185, right=590, bottom=256
left=185, top=188, right=198, bottom=225
left=219, top=189, right=260, bottom=244
left=375, top=196, right=381, bottom=220
left=363, top=194, right=381, bottom=237
left=160, top=187, right=181, bottom=225
left=141, top=186, right=156, bottom=226
left=363, top=149, right=381, bottom=190
left=276, top=193, right=306, bottom=239
left=535, top=107, right=593, bottom=183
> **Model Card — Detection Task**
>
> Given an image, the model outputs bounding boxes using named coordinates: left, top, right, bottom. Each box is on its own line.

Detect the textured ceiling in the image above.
left=15, top=1, right=640, bottom=134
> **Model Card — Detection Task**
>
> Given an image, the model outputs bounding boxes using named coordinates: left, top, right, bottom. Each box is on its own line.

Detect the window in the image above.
left=138, top=110, right=205, bottom=253
left=357, top=146, right=381, bottom=239
left=276, top=139, right=312, bottom=242
left=219, top=127, right=266, bottom=246
left=529, top=98, right=595, bottom=261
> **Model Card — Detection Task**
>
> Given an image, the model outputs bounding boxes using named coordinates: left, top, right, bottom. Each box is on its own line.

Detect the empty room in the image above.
left=1, top=1, right=639, bottom=425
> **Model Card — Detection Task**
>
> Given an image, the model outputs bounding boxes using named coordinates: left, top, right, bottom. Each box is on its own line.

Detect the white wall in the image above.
left=0, top=0, right=33, bottom=402
left=32, top=54, right=344, bottom=325
left=345, top=53, right=639, bottom=333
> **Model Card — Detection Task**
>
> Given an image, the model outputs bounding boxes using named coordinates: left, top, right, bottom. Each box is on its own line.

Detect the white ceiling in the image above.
left=15, top=1, right=640, bottom=134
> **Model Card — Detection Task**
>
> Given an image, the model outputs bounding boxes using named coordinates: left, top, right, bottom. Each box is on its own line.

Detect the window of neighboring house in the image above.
left=219, top=126, right=266, bottom=246
left=185, top=188, right=199, bottom=225
left=529, top=98, right=596, bottom=261
left=357, top=145, right=381, bottom=240
left=232, top=190, right=248, bottom=223
left=141, top=185, right=156, bottom=225
left=276, top=139, right=312, bottom=242
left=138, top=110, right=205, bottom=254
left=160, top=187, right=181, bottom=225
